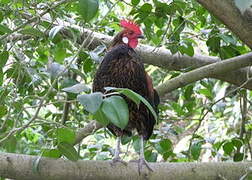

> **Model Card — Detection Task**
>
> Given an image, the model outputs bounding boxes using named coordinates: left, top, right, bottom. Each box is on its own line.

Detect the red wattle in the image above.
left=129, top=39, right=138, bottom=48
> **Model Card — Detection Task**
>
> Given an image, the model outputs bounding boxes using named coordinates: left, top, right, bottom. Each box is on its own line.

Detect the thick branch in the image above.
left=0, top=152, right=251, bottom=180
left=157, top=52, right=252, bottom=95
left=74, top=121, right=102, bottom=145
left=196, top=0, right=252, bottom=49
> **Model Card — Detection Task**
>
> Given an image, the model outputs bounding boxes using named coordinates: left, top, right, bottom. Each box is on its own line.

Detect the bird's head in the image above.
left=120, top=19, right=144, bottom=48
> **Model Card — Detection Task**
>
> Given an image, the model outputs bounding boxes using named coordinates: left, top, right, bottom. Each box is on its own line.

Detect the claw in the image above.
left=138, top=157, right=153, bottom=174
left=130, top=158, right=153, bottom=175
left=130, top=135, right=154, bottom=175
left=110, top=137, right=127, bottom=166
left=110, top=157, right=127, bottom=166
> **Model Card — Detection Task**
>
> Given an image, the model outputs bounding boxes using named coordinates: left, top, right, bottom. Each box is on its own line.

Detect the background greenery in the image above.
left=0, top=0, right=251, bottom=169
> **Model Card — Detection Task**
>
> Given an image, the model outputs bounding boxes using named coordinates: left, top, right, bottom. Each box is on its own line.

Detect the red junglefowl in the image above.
left=92, top=19, right=160, bottom=173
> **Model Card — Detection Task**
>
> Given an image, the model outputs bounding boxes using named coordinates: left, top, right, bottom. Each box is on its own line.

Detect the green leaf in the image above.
left=179, top=43, right=194, bottom=57
left=0, top=69, right=3, bottom=86
left=206, top=36, right=220, bottom=54
left=171, top=102, right=184, bottom=116
left=160, top=139, right=172, bottom=152
left=121, top=135, right=132, bottom=145
left=191, top=143, right=201, bottom=160
left=0, top=24, right=11, bottom=34
left=232, top=138, right=243, bottom=150
left=233, top=152, right=244, bottom=162
left=163, top=151, right=174, bottom=161
left=20, top=27, right=45, bottom=37
left=223, top=142, right=234, bottom=155
left=105, top=87, right=140, bottom=106
left=58, top=142, right=79, bottom=161
left=0, top=0, right=11, bottom=4
left=184, top=85, right=194, bottom=100
left=83, top=58, right=94, bottom=73
left=0, top=12, right=3, bottom=23
left=145, top=150, right=158, bottom=162
left=62, top=83, right=90, bottom=94
left=0, top=105, right=7, bottom=118
left=0, top=51, right=9, bottom=68
left=131, top=0, right=140, bottom=6
left=218, top=34, right=236, bottom=45
left=2, top=136, right=17, bottom=152
left=78, top=0, right=99, bottom=22
left=105, top=87, right=157, bottom=121
left=140, top=3, right=152, bottom=13
left=168, top=44, right=179, bottom=54
left=42, top=149, right=61, bottom=158
left=93, top=107, right=109, bottom=126
left=56, top=127, right=76, bottom=144
left=47, top=62, right=65, bottom=78
left=198, top=88, right=213, bottom=99
left=54, top=46, right=67, bottom=63
left=89, top=45, right=106, bottom=62
left=77, top=92, right=103, bottom=113
left=61, top=78, right=77, bottom=90
left=69, top=67, right=86, bottom=80
left=132, top=136, right=140, bottom=152
left=101, top=96, right=129, bottom=129
left=154, top=143, right=165, bottom=154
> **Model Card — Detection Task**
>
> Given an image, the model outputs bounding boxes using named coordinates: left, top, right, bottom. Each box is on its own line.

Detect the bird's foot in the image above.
left=110, top=157, right=127, bottom=166
left=130, top=158, right=153, bottom=175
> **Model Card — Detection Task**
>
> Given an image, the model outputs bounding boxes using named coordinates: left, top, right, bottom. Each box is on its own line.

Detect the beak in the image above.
left=137, top=35, right=145, bottom=39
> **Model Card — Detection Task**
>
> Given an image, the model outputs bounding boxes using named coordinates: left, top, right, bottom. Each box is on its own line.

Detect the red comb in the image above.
left=120, top=19, right=142, bottom=34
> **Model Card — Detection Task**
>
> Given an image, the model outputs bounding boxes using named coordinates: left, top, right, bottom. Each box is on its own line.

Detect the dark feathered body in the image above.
left=93, top=33, right=159, bottom=140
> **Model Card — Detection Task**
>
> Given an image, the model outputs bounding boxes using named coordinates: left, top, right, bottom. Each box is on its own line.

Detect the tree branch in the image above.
left=0, top=152, right=251, bottom=180
left=74, top=121, right=102, bottom=145
left=157, top=52, right=252, bottom=95
left=196, top=0, right=252, bottom=49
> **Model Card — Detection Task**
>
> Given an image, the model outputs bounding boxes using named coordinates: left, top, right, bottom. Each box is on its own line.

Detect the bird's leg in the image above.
left=137, top=135, right=153, bottom=174
left=113, top=136, right=121, bottom=161
left=111, top=136, right=127, bottom=166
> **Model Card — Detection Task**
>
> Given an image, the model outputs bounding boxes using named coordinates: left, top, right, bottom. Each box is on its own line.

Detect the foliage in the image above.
left=0, top=0, right=251, bottom=175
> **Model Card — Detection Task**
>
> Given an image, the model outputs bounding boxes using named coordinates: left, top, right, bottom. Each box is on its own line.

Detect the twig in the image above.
left=25, top=100, right=77, bottom=109
left=61, top=96, right=71, bottom=125
left=239, top=90, right=247, bottom=140
left=152, top=16, right=172, bottom=53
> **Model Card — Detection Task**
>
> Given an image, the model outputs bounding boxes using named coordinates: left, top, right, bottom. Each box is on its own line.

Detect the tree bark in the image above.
left=197, top=0, right=252, bottom=49
left=0, top=152, right=251, bottom=180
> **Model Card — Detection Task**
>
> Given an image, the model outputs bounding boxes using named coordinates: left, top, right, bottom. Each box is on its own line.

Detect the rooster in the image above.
left=93, top=20, right=159, bottom=173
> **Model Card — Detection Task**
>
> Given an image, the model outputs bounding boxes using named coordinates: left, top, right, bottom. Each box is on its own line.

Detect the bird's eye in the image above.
left=128, top=31, right=134, bottom=35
